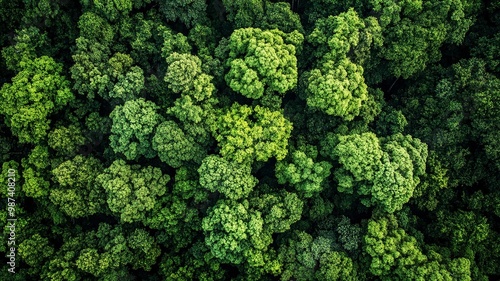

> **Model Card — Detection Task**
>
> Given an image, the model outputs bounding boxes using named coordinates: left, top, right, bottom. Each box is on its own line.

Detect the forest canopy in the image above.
left=1, top=0, right=500, bottom=280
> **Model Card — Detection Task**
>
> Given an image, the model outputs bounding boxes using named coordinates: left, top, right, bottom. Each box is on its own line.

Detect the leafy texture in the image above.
left=96, top=160, right=170, bottom=223
left=276, top=151, right=332, bottom=197
left=332, top=133, right=427, bottom=212
left=211, top=103, right=293, bottom=164
left=0, top=56, right=73, bottom=143
left=198, top=155, right=258, bottom=200
left=225, top=28, right=302, bottom=99
left=109, top=98, right=162, bottom=160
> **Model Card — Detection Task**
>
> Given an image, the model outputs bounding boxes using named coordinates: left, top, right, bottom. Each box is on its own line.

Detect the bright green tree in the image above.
left=0, top=56, right=74, bottom=144
left=364, top=215, right=427, bottom=277
left=305, top=57, right=368, bottom=121
left=21, top=145, right=51, bottom=198
left=332, top=132, right=427, bottom=213
left=18, top=234, right=54, bottom=276
left=164, top=53, right=214, bottom=100
left=210, top=103, right=293, bottom=164
left=225, top=28, right=303, bottom=99
left=303, top=10, right=372, bottom=120
left=307, top=8, right=369, bottom=61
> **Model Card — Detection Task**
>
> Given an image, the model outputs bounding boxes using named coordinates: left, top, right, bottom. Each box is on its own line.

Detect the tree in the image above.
left=364, top=215, right=473, bottom=280
left=165, top=53, right=214, bottom=97
left=331, top=132, right=427, bottom=213
left=145, top=194, right=201, bottom=251
left=364, top=215, right=427, bottom=277
left=316, top=251, right=357, bottom=281
left=152, top=120, right=205, bottom=168
left=370, top=134, right=427, bottom=213
left=107, top=52, right=145, bottom=102
left=164, top=52, right=218, bottom=147
left=159, top=0, right=208, bottom=28
left=160, top=27, right=192, bottom=59
left=332, top=132, right=383, bottom=185
left=18, top=234, right=54, bottom=276
left=307, top=8, right=368, bottom=61
left=71, top=12, right=146, bottom=102
left=225, top=28, right=303, bottom=99
left=1, top=27, right=50, bottom=72
left=51, top=155, right=106, bottom=218
left=127, top=228, right=162, bottom=270
left=210, top=103, right=293, bottom=164
left=222, top=0, right=264, bottom=29
left=159, top=241, right=226, bottom=281
left=278, top=231, right=356, bottom=281
left=336, top=216, right=362, bottom=253
left=96, top=160, right=170, bottom=223
left=471, top=33, right=500, bottom=74
left=70, top=12, right=115, bottom=97
left=144, top=166, right=205, bottom=250
left=430, top=210, right=490, bottom=257
left=305, top=58, right=368, bottom=121
left=259, top=1, right=304, bottom=34
left=109, top=98, right=162, bottom=160
left=278, top=231, right=316, bottom=281
left=198, top=155, right=258, bottom=200
left=249, top=190, right=303, bottom=234
left=367, top=0, right=480, bottom=79
left=70, top=36, right=111, bottom=99
left=276, top=150, right=332, bottom=198
left=172, top=165, right=209, bottom=202
left=48, top=125, right=86, bottom=156
left=21, top=145, right=51, bottom=198
left=164, top=52, right=215, bottom=103
left=398, top=59, right=500, bottom=186
left=304, top=9, right=372, bottom=120
left=0, top=56, right=74, bottom=144
left=81, top=0, right=133, bottom=22
left=41, top=223, right=161, bottom=280
left=202, top=199, right=270, bottom=266
left=73, top=49, right=144, bottom=102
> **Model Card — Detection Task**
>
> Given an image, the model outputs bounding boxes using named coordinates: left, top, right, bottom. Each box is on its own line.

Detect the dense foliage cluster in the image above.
left=1, top=0, right=499, bottom=280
